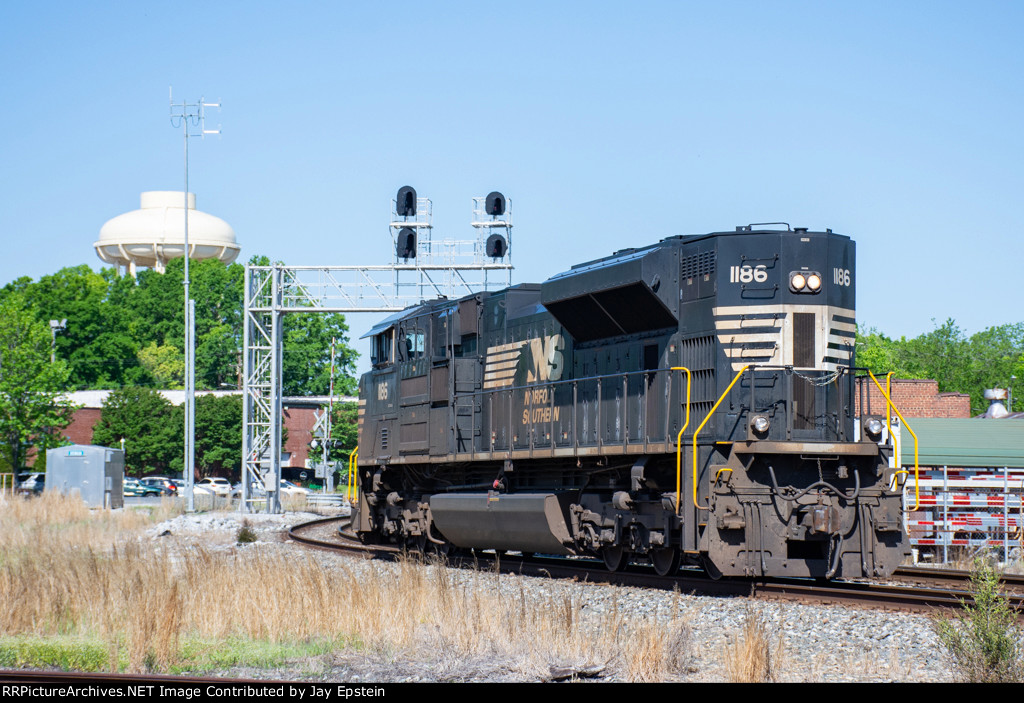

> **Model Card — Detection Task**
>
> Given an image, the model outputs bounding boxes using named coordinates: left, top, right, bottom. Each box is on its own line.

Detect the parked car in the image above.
left=169, top=479, right=216, bottom=497
left=197, top=477, right=232, bottom=497
left=140, top=477, right=176, bottom=495
left=16, top=472, right=45, bottom=496
left=230, top=479, right=308, bottom=501
left=231, top=481, right=266, bottom=500
left=124, top=478, right=161, bottom=497
left=278, top=480, right=310, bottom=497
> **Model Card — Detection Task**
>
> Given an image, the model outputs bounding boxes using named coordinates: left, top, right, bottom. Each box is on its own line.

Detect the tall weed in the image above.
left=932, top=559, right=1023, bottom=683
left=0, top=494, right=696, bottom=679
left=724, top=606, right=783, bottom=682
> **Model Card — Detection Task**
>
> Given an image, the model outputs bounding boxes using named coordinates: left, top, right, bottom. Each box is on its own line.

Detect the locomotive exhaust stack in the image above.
left=353, top=226, right=910, bottom=579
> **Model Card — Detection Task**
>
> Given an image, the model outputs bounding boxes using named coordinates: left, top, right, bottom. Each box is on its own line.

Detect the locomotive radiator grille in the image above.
left=713, top=304, right=856, bottom=372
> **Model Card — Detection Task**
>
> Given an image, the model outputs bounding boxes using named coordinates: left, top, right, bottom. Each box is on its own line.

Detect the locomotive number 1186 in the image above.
left=729, top=264, right=768, bottom=283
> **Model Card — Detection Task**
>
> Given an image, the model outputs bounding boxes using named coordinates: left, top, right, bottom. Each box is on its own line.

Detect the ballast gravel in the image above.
left=149, top=509, right=958, bottom=683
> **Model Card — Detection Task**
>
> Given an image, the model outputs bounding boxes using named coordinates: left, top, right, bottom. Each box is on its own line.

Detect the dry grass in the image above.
left=0, top=494, right=698, bottom=680
left=724, top=606, right=784, bottom=682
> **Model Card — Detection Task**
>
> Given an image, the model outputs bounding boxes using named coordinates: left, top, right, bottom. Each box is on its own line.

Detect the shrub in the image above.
left=236, top=521, right=258, bottom=544
left=932, top=559, right=1023, bottom=683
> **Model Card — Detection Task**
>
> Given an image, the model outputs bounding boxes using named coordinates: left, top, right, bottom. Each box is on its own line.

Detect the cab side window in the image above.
left=372, top=329, right=394, bottom=367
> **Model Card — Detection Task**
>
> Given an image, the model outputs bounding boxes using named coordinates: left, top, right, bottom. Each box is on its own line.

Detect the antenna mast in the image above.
left=169, top=89, right=221, bottom=512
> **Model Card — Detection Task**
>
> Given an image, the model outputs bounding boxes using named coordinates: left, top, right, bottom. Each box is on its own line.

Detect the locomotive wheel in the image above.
left=700, top=554, right=723, bottom=581
left=406, top=534, right=427, bottom=554
left=602, top=545, right=627, bottom=572
left=650, top=547, right=680, bottom=577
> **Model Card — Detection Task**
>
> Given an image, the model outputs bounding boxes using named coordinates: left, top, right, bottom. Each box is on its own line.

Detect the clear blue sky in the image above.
left=2, top=1, right=1022, bottom=373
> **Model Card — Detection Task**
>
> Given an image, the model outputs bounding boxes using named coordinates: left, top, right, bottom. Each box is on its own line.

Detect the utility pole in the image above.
left=170, top=89, right=220, bottom=513
left=325, top=337, right=336, bottom=494
left=48, top=319, right=66, bottom=364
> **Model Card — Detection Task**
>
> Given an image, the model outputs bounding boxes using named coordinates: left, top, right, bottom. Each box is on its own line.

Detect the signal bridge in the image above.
left=241, top=189, right=513, bottom=512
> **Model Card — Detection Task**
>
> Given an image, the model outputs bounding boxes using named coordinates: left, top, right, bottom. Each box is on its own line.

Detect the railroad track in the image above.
left=892, top=565, right=1024, bottom=592
left=287, top=517, right=1024, bottom=614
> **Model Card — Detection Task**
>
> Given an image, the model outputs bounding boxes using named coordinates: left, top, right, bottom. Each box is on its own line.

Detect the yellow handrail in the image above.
left=347, top=448, right=359, bottom=503
left=671, top=366, right=692, bottom=516
left=868, top=371, right=920, bottom=511
left=885, top=371, right=894, bottom=435
left=693, top=365, right=750, bottom=510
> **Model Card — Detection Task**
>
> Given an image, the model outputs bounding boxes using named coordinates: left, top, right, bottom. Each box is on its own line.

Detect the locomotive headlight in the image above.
left=789, top=271, right=823, bottom=293
left=864, top=417, right=884, bottom=439
left=751, top=414, right=770, bottom=435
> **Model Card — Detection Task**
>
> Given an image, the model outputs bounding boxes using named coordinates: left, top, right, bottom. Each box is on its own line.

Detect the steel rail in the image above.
left=288, top=518, right=1024, bottom=614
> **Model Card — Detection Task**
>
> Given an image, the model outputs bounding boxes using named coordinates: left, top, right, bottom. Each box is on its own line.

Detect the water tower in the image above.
left=94, top=191, right=240, bottom=276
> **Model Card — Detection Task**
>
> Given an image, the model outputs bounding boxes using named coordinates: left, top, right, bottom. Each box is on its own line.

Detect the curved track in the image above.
left=288, top=517, right=1024, bottom=614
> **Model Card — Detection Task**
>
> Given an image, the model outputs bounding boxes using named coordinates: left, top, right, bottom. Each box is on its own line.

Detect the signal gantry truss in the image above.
left=241, top=195, right=513, bottom=512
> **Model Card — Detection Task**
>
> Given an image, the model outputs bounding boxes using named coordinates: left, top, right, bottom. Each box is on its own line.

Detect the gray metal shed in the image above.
left=46, top=444, right=124, bottom=508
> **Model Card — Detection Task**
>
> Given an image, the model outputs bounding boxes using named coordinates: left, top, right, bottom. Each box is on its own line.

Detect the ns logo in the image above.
left=524, top=333, right=565, bottom=384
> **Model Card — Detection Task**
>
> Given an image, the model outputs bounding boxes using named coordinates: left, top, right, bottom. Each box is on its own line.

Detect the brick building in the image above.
left=53, top=390, right=355, bottom=478
left=855, top=378, right=971, bottom=419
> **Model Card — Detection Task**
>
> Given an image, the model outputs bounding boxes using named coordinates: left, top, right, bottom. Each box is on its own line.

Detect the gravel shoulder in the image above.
left=148, top=509, right=955, bottom=683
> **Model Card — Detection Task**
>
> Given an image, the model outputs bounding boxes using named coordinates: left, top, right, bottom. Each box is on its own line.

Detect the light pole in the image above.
left=48, top=319, right=66, bottom=364
left=170, top=90, right=220, bottom=513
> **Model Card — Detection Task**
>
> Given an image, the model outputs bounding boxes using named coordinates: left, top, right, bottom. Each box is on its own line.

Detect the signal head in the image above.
left=485, top=191, right=506, bottom=216
left=397, top=227, right=417, bottom=259
left=486, top=233, right=507, bottom=259
left=396, top=186, right=417, bottom=217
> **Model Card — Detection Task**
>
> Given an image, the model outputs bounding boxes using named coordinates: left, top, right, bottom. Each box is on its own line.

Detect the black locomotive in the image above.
left=354, top=225, right=908, bottom=578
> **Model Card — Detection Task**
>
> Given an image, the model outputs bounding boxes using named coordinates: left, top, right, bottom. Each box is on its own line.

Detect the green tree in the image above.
left=855, top=326, right=917, bottom=379
left=91, top=387, right=182, bottom=476
left=127, top=258, right=244, bottom=390
left=137, top=342, right=185, bottom=388
left=194, top=394, right=242, bottom=480
left=5, top=265, right=144, bottom=390
left=283, top=313, right=358, bottom=396
left=857, top=319, right=1024, bottom=414
left=189, top=258, right=244, bottom=389
left=907, top=319, right=973, bottom=394
left=328, top=401, right=359, bottom=456
left=0, top=293, right=76, bottom=471
left=2, top=256, right=358, bottom=397
left=965, top=323, right=1024, bottom=413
